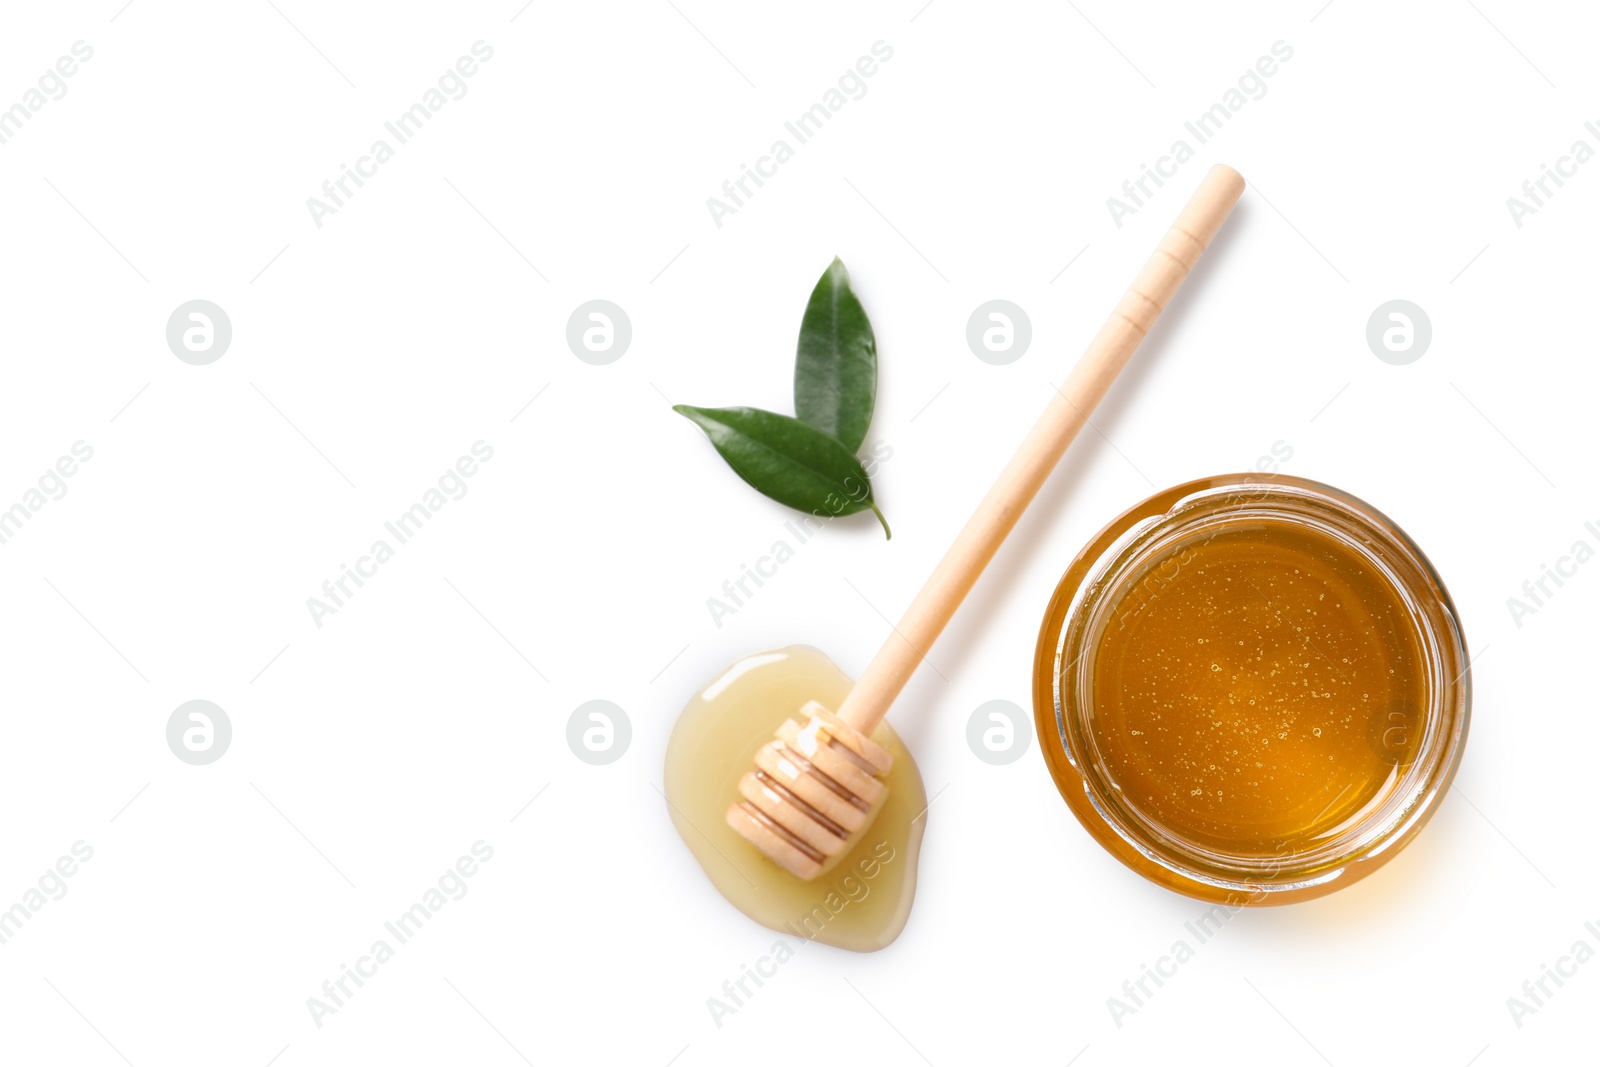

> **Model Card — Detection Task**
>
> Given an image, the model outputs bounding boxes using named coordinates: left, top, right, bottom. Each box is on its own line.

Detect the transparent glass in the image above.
left=1033, top=474, right=1471, bottom=905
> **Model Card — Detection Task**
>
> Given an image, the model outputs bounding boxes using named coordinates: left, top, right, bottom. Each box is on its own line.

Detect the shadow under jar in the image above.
left=1034, top=474, right=1470, bottom=905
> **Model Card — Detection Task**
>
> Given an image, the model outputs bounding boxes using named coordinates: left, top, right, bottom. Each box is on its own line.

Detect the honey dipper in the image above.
left=727, top=164, right=1247, bottom=879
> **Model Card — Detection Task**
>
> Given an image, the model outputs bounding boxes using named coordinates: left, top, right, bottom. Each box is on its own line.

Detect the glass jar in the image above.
left=1033, top=474, right=1471, bottom=905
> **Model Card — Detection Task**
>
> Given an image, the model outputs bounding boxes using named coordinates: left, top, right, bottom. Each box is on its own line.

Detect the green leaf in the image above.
left=673, top=405, right=890, bottom=538
left=794, top=257, right=877, bottom=453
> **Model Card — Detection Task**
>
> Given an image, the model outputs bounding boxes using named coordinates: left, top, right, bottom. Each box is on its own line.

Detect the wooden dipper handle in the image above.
left=835, top=164, right=1246, bottom=735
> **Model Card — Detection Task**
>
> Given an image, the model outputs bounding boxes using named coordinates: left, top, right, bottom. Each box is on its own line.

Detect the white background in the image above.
left=1, top=1, right=1596, bottom=1064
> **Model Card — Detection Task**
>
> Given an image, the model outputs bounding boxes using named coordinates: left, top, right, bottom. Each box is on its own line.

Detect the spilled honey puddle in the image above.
left=665, top=645, right=926, bottom=952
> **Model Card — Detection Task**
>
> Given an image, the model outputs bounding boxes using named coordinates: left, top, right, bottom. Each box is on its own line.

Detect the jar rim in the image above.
left=1033, top=474, right=1471, bottom=905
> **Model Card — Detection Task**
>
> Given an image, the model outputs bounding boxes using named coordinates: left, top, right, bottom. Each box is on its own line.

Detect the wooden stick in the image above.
left=836, top=164, right=1246, bottom=735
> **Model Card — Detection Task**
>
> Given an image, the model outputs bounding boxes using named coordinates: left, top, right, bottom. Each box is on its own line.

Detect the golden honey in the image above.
left=1036, top=475, right=1470, bottom=904
left=1091, top=519, right=1425, bottom=853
